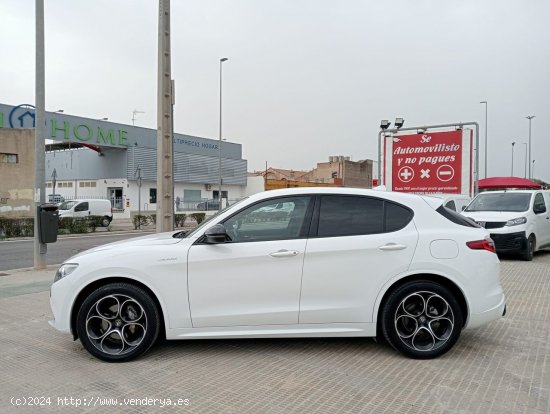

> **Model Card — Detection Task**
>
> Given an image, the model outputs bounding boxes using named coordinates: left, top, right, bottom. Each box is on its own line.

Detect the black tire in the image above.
left=520, top=235, right=535, bottom=261
left=381, top=280, right=463, bottom=359
left=101, top=216, right=111, bottom=227
left=76, top=283, right=160, bottom=362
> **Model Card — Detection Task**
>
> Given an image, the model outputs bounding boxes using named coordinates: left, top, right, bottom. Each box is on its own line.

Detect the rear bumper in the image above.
left=490, top=231, right=526, bottom=254
left=466, top=293, right=506, bottom=329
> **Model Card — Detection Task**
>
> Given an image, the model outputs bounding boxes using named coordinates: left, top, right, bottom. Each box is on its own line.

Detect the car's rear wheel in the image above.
left=101, top=216, right=111, bottom=227
left=381, top=281, right=463, bottom=359
left=76, top=283, right=160, bottom=362
left=520, top=235, right=535, bottom=261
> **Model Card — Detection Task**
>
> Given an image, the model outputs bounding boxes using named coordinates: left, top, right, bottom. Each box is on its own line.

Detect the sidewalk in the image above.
left=0, top=219, right=197, bottom=242
left=0, top=266, right=55, bottom=299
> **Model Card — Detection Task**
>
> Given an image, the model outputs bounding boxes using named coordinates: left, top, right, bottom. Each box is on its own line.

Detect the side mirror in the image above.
left=461, top=205, right=467, bottom=211
left=204, top=224, right=229, bottom=244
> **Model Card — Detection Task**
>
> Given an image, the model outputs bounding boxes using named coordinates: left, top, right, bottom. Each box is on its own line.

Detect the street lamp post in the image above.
left=132, top=109, right=144, bottom=126
left=522, top=142, right=527, bottom=178
left=480, top=101, right=488, bottom=178
left=511, top=142, right=516, bottom=176
left=526, top=115, right=535, bottom=179
left=532, top=160, right=536, bottom=179
left=218, top=57, right=228, bottom=211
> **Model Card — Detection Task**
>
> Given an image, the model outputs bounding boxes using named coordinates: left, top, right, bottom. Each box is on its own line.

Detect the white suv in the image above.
left=462, top=190, right=550, bottom=260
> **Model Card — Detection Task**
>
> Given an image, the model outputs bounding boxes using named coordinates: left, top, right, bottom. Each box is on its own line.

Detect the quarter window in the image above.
left=223, top=196, right=311, bottom=243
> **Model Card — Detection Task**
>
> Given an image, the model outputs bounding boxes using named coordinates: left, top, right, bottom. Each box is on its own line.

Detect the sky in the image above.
left=1, top=0, right=549, bottom=181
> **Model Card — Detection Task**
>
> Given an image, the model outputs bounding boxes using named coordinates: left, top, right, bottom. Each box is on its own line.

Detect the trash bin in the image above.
left=38, top=203, right=59, bottom=244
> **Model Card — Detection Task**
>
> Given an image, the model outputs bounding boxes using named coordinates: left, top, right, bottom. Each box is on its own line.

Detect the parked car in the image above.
left=48, top=194, right=65, bottom=204
left=58, top=199, right=113, bottom=227
left=462, top=190, right=550, bottom=260
left=196, top=199, right=220, bottom=211
left=50, top=188, right=505, bottom=362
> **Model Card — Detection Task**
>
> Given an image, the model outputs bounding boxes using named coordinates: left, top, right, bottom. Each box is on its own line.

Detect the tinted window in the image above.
left=223, top=196, right=311, bottom=242
left=385, top=201, right=414, bottom=232
left=444, top=200, right=457, bottom=211
left=149, top=188, right=157, bottom=204
left=318, top=196, right=384, bottom=237
left=534, top=193, right=546, bottom=213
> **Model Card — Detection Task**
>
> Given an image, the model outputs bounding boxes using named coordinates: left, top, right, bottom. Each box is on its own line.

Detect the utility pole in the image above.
left=526, top=115, right=535, bottom=179
left=156, top=0, right=174, bottom=232
left=34, top=0, right=46, bottom=269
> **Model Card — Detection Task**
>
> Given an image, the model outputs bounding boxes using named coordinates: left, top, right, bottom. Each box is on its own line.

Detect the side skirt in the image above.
left=166, top=322, right=376, bottom=340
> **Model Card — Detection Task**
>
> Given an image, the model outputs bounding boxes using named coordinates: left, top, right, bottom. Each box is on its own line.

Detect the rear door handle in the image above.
left=270, top=250, right=299, bottom=258
left=378, top=243, right=407, bottom=251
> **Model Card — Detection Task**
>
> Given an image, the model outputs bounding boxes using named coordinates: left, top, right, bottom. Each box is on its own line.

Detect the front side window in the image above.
left=223, top=196, right=312, bottom=243
left=75, top=202, right=89, bottom=212
left=444, top=200, right=457, bottom=211
left=59, top=201, right=78, bottom=210
left=534, top=193, right=546, bottom=213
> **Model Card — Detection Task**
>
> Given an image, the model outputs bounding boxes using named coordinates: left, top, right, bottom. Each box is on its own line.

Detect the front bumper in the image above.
left=490, top=231, right=527, bottom=254
left=49, top=276, right=75, bottom=335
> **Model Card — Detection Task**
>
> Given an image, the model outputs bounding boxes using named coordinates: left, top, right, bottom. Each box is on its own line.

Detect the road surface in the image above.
left=0, top=232, right=153, bottom=271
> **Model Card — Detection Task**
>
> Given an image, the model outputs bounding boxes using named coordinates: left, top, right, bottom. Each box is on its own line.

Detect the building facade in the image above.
left=0, top=103, right=248, bottom=218
left=0, top=129, right=34, bottom=217
left=256, top=156, right=373, bottom=190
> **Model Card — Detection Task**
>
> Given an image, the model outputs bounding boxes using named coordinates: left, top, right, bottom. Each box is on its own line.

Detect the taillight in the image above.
left=466, top=238, right=496, bottom=253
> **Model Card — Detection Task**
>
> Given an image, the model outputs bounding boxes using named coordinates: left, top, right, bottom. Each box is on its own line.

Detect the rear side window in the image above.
left=317, top=196, right=413, bottom=237
left=437, top=205, right=479, bottom=228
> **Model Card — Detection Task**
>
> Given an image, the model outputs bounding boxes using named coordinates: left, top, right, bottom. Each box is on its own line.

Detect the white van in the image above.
left=462, top=190, right=550, bottom=260
left=58, top=199, right=113, bottom=227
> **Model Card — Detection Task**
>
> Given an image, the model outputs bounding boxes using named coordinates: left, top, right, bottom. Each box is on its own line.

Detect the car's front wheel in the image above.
left=381, top=281, right=463, bottom=359
left=76, top=283, right=160, bottom=362
left=520, top=235, right=535, bottom=261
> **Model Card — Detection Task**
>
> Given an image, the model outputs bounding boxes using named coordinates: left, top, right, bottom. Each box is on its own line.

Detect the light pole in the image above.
left=526, top=115, right=535, bottom=179
left=532, top=160, right=536, bottom=179
left=480, top=101, right=488, bottom=178
left=218, top=57, right=228, bottom=211
left=522, top=142, right=527, bottom=178
left=132, top=109, right=144, bottom=126
left=511, top=142, right=515, bottom=176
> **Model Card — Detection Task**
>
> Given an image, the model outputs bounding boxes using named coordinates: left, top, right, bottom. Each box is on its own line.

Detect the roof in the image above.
left=478, top=177, right=542, bottom=190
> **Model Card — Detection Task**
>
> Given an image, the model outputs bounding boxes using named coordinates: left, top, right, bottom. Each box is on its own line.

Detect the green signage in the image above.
left=50, top=119, right=128, bottom=146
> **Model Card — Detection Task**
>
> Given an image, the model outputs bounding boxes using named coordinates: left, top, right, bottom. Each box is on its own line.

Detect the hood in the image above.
left=67, top=231, right=187, bottom=261
left=461, top=211, right=527, bottom=221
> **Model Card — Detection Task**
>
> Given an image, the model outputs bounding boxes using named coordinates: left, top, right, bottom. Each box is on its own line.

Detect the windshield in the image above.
left=58, top=201, right=78, bottom=210
left=465, top=192, right=531, bottom=212
left=185, top=197, right=249, bottom=238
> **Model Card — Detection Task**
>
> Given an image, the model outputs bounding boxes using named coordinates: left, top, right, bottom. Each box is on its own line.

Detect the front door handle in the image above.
left=378, top=243, right=407, bottom=251
left=270, top=250, right=299, bottom=258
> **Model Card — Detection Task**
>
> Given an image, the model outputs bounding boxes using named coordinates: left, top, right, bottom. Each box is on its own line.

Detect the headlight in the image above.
left=505, top=217, right=527, bottom=226
left=54, top=263, right=78, bottom=283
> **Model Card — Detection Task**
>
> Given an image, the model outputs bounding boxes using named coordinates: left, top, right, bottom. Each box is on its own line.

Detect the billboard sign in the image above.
left=384, top=130, right=473, bottom=195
